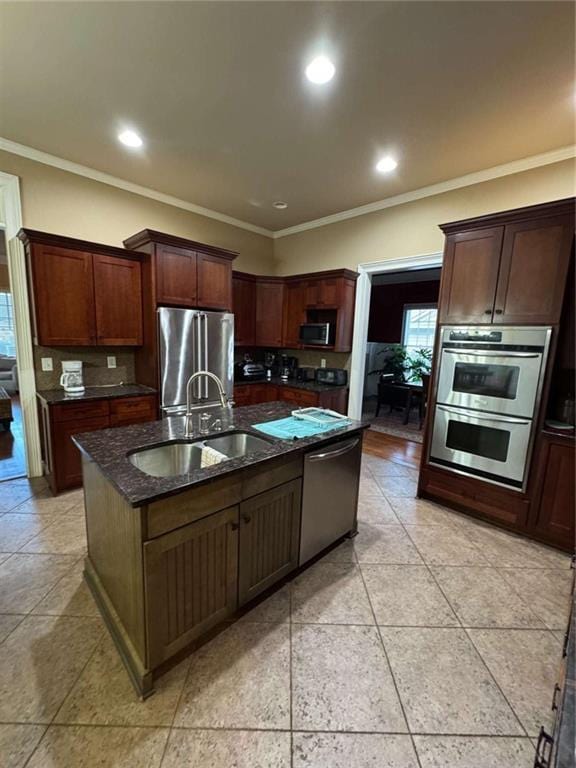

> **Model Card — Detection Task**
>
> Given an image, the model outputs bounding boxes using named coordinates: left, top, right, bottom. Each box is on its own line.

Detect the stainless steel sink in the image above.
left=127, top=431, right=272, bottom=478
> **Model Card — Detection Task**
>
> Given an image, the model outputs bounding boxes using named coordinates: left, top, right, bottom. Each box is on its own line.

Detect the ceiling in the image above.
left=0, top=1, right=574, bottom=231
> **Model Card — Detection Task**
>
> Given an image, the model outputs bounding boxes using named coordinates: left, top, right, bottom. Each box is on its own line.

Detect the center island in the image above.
left=73, top=401, right=368, bottom=697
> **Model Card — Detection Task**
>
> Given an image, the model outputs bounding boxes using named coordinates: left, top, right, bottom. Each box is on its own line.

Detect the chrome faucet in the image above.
left=184, top=371, right=232, bottom=438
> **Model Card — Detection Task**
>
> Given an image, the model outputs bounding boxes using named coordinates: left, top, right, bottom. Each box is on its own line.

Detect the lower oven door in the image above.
left=430, top=404, right=532, bottom=489
left=437, top=349, right=543, bottom=417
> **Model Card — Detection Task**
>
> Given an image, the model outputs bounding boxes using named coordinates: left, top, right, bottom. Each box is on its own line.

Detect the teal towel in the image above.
left=252, top=416, right=351, bottom=440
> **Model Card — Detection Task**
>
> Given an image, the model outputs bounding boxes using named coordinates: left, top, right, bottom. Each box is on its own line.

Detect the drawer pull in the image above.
left=551, top=683, right=561, bottom=711
left=533, top=726, right=553, bottom=768
left=242, top=514, right=252, bottom=524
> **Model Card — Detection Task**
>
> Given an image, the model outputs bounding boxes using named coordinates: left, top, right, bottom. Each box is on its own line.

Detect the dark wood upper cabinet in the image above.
left=438, top=227, right=504, bottom=324
left=305, top=277, right=340, bottom=308
left=232, top=272, right=256, bottom=346
left=27, top=243, right=96, bottom=346
left=494, top=215, right=573, bottom=324
left=197, top=252, right=233, bottom=310
left=93, top=254, right=143, bottom=346
left=282, top=280, right=307, bottom=347
left=19, top=231, right=143, bottom=347
left=255, top=279, right=285, bottom=347
left=155, top=245, right=197, bottom=307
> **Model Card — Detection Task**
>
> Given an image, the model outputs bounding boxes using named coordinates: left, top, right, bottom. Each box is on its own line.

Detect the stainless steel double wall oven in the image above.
left=430, top=326, right=551, bottom=490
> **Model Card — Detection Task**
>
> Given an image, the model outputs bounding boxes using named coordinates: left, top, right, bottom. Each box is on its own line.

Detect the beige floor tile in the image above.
left=32, top=560, right=98, bottom=617
left=525, top=540, right=571, bottom=569
left=162, top=729, right=291, bottom=768
left=357, top=496, right=400, bottom=524
left=463, top=525, right=568, bottom=569
left=0, top=615, right=103, bottom=723
left=292, top=623, right=407, bottom=732
left=431, top=566, right=546, bottom=628
left=404, top=525, right=490, bottom=566
left=362, top=564, right=458, bottom=626
left=174, top=622, right=290, bottom=730
left=498, top=568, right=572, bottom=629
left=320, top=539, right=357, bottom=563
left=0, top=613, right=24, bottom=643
left=354, top=524, right=424, bottom=565
left=0, top=553, right=12, bottom=565
left=0, top=723, right=46, bottom=768
left=381, top=627, right=522, bottom=735
left=19, top=516, right=87, bottom=556
left=375, top=476, right=418, bottom=497
left=0, top=553, right=77, bottom=613
left=0, top=485, right=36, bottom=514
left=468, top=628, right=561, bottom=736
left=56, top=634, right=189, bottom=727
left=414, top=735, right=536, bottom=767
left=9, top=492, right=77, bottom=516
left=26, top=724, right=168, bottom=768
left=387, top=497, right=460, bottom=527
left=0, top=513, right=61, bottom=552
left=238, top=584, right=291, bottom=623
left=369, top=460, right=416, bottom=478
left=293, top=732, right=419, bottom=768
left=291, top=562, right=374, bottom=625
left=358, top=476, right=384, bottom=497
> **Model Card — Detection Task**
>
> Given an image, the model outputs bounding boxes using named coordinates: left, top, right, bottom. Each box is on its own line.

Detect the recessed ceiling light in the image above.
left=375, top=156, right=398, bottom=174
left=305, top=56, right=335, bottom=84
left=273, top=201, right=288, bottom=210
left=118, top=129, right=143, bottom=148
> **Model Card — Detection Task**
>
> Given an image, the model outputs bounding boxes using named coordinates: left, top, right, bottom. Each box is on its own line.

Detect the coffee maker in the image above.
left=60, top=360, right=85, bottom=395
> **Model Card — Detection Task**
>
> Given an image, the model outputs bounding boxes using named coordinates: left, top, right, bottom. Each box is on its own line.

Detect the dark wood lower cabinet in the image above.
left=529, top=433, right=575, bottom=551
left=233, top=383, right=348, bottom=412
left=238, top=479, right=302, bottom=606
left=144, top=505, right=240, bottom=667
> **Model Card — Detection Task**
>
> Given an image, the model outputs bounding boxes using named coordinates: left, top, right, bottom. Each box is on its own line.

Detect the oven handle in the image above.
left=436, top=405, right=531, bottom=426
left=442, top=349, right=540, bottom=359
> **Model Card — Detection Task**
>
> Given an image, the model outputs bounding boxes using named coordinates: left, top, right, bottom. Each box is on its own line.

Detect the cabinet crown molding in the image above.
left=439, top=197, right=575, bottom=234
left=18, top=228, right=143, bottom=261
left=123, top=229, right=238, bottom=261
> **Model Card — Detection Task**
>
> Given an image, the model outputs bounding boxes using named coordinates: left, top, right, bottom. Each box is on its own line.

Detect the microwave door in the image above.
left=436, top=349, right=543, bottom=417
left=430, top=405, right=532, bottom=487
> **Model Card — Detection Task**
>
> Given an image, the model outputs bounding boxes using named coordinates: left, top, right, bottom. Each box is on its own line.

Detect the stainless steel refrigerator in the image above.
left=157, top=307, right=234, bottom=417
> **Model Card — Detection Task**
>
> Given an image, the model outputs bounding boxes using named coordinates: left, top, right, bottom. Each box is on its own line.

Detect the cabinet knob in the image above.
left=230, top=522, right=239, bottom=531
left=484, top=309, right=492, bottom=315
left=494, top=309, right=503, bottom=315
left=242, top=514, right=252, bottom=524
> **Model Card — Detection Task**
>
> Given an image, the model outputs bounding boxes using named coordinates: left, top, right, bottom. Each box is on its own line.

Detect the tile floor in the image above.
left=0, top=451, right=572, bottom=767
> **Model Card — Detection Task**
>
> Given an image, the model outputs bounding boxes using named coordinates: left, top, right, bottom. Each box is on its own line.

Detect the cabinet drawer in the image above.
left=278, top=387, right=319, bottom=407
left=109, top=396, right=156, bottom=426
left=52, top=400, right=110, bottom=423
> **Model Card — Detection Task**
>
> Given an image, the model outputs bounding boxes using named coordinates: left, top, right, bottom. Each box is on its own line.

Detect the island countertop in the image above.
left=73, top=401, right=370, bottom=508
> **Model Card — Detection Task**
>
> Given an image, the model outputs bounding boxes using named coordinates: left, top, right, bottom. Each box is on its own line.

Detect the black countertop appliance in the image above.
left=315, top=368, right=348, bottom=386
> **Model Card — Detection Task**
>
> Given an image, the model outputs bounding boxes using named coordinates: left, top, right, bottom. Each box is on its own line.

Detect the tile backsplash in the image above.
left=34, top=346, right=136, bottom=390
left=282, top=349, right=351, bottom=371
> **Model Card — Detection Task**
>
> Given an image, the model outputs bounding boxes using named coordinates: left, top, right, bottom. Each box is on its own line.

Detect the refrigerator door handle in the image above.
left=202, top=314, right=209, bottom=399
left=194, top=313, right=203, bottom=399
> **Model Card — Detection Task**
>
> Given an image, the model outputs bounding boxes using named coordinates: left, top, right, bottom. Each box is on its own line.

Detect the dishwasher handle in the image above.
left=307, top=438, right=360, bottom=462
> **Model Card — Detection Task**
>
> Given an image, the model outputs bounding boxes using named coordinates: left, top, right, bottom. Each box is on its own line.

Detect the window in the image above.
left=0, top=291, right=16, bottom=357
left=402, top=303, right=437, bottom=356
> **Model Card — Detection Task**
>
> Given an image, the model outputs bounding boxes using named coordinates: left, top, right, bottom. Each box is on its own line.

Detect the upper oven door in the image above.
left=430, top=404, right=532, bottom=488
left=437, top=348, right=543, bottom=417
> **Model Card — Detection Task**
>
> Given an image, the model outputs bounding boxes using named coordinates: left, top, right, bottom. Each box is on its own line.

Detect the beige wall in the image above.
left=0, top=150, right=275, bottom=274
left=274, top=159, right=576, bottom=274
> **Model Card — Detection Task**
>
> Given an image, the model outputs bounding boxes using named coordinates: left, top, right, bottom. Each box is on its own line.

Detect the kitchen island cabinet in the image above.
left=74, top=402, right=367, bottom=696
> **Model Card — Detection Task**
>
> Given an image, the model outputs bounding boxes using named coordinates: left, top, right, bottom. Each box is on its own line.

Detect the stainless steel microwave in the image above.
left=299, top=323, right=331, bottom=346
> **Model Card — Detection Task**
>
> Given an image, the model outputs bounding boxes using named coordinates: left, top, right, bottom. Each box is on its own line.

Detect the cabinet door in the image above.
left=197, top=253, right=232, bottom=310
left=278, top=387, right=319, bottom=408
left=249, top=384, right=278, bottom=405
left=233, top=385, right=252, bottom=408
left=156, top=245, right=197, bottom=306
left=318, top=278, right=340, bottom=308
left=532, top=437, right=574, bottom=550
left=30, top=244, right=96, bottom=345
left=232, top=275, right=256, bottom=346
left=238, top=479, right=302, bottom=606
left=255, top=281, right=284, bottom=347
left=438, top=227, right=504, bottom=324
left=93, top=254, right=143, bottom=345
left=52, top=415, right=110, bottom=490
left=144, top=505, right=239, bottom=666
left=109, top=395, right=157, bottom=427
left=494, top=216, right=573, bottom=324
left=282, top=281, right=306, bottom=347
left=305, top=280, right=320, bottom=308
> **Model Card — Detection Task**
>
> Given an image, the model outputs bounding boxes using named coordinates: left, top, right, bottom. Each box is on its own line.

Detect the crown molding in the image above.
left=272, top=145, right=576, bottom=239
left=0, top=137, right=274, bottom=238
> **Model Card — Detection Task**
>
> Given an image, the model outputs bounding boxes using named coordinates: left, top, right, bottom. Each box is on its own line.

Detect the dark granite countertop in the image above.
left=37, top=384, right=157, bottom=405
left=73, top=401, right=369, bottom=508
left=234, top=376, right=347, bottom=393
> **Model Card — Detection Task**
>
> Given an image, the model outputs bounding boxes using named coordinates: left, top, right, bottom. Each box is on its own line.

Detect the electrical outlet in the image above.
left=320, top=358, right=327, bottom=368
left=41, top=357, right=53, bottom=372
left=107, top=356, right=117, bottom=369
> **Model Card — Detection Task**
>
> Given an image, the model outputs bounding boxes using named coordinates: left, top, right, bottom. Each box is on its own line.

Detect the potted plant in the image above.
left=406, top=347, right=433, bottom=383
left=369, top=344, right=410, bottom=383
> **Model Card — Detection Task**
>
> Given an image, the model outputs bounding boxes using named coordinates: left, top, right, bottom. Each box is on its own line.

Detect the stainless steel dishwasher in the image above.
left=299, top=434, right=363, bottom=565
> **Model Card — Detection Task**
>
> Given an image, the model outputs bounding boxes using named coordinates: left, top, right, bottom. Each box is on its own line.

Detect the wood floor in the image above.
left=0, top=395, right=26, bottom=481
left=362, top=428, right=422, bottom=470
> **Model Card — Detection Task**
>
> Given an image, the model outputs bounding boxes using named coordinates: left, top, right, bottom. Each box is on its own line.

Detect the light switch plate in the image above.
left=107, top=356, right=117, bottom=369
left=320, top=358, right=327, bottom=368
left=41, top=357, right=53, bottom=372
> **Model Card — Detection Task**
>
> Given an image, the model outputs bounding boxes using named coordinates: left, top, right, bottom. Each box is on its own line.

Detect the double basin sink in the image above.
left=128, top=431, right=273, bottom=478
